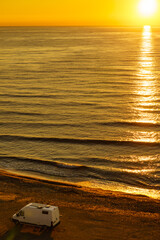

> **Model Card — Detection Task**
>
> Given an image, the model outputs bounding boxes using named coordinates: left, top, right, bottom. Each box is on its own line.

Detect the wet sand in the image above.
left=0, top=169, right=160, bottom=240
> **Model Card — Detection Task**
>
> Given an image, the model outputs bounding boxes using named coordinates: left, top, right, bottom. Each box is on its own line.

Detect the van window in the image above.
left=17, top=210, right=24, bottom=217
left=42, top=210, right=48, bottom=215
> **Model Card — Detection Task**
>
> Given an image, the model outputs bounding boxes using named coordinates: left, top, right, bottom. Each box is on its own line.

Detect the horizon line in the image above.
left=0, top=25, right=160, bottom=28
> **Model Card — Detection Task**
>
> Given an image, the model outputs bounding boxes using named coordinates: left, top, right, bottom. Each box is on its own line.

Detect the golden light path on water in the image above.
left=133, top=25, right=159, bottom=143
left=122, top=26, right=160, bottom=199
left=93, top=26, right=160, bottom=200
left=81, top=27, right=160, bottom=199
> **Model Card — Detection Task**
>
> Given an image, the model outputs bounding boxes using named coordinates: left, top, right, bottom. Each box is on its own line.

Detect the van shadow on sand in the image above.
left=0, top=224, right=54, bottom=240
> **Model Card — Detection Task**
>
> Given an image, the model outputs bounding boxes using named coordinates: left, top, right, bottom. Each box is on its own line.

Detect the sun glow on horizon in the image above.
left=144, top=25, right=151, bottom=31
left=138, top=0, right=157, bottom=17
left=0, top=1, right=159, bottom=26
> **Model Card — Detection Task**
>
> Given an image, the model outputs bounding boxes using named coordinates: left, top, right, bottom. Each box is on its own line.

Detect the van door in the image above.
left=41, top=210, right=51, bottom=226
left=52, top=208, right=59, bottom=226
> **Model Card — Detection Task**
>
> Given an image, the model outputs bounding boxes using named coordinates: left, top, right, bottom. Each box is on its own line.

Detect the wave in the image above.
left=0, top=118, right=159, bottom=129
left=1, top=155, right=159, bottom=171
left=85, top=156, right=160, bottom=168
left=0, top=121, right=82, bottom=128
left=0, top=93, right=53, bottom=98
left=0, top=110, right=46, bottom=116
left=97, top=121, right=160, bottom=128
left=0, top=134, right=159, bottom=147
left=0, top=155, right=159, bottom=191
left=87, top=168, right=160, bottom=190
left=0, top=155, right=87, bottom=170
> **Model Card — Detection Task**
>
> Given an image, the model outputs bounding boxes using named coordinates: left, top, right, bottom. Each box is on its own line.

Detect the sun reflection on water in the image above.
left=133, top=26, right=159, bottom=142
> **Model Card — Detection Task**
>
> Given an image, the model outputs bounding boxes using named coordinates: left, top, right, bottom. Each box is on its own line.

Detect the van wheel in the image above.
left=50, top=222, right=53, bottom=228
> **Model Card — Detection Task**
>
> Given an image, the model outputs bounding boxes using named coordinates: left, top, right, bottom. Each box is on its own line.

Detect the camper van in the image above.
left=12, top=203, right=60, bottom=227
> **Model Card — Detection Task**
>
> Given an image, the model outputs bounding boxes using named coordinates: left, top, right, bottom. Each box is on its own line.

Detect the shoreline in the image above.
left=0, top=168, right=159, bottom=200
left=0, top=169, right=160, bottom=239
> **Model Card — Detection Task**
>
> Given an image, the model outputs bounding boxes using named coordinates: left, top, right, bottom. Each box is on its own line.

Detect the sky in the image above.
left=0, top=0, right=159, bottom=26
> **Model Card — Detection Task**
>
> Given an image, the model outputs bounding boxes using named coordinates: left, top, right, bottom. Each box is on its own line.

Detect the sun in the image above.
left=138, top=0, right=157, bottom=17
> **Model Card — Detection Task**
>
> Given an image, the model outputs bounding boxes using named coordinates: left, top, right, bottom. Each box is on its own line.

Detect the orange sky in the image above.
left=0, top=0, right=159, bottom=26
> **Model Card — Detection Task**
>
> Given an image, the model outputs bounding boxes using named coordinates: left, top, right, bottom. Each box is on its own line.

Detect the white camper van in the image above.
left=12, top=203, right=60, bottom=227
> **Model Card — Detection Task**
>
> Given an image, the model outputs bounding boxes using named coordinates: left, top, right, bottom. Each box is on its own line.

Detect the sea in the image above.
left=0, top=26, right=159, bottom=199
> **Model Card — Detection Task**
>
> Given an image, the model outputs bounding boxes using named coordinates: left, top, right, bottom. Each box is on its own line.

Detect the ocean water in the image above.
left=0, top=27, right=159, bottom=199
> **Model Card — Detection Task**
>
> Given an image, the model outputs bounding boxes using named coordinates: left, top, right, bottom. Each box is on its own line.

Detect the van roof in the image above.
left=26, top=203, right=56, bottom=210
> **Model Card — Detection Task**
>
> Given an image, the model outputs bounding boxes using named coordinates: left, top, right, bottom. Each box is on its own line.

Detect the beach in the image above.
left=0, top=169, right=159, bottom=240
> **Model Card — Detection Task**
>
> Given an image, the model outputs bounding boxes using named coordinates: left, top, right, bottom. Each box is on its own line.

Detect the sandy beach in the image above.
left=0, top=169, right=159, bottom=240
